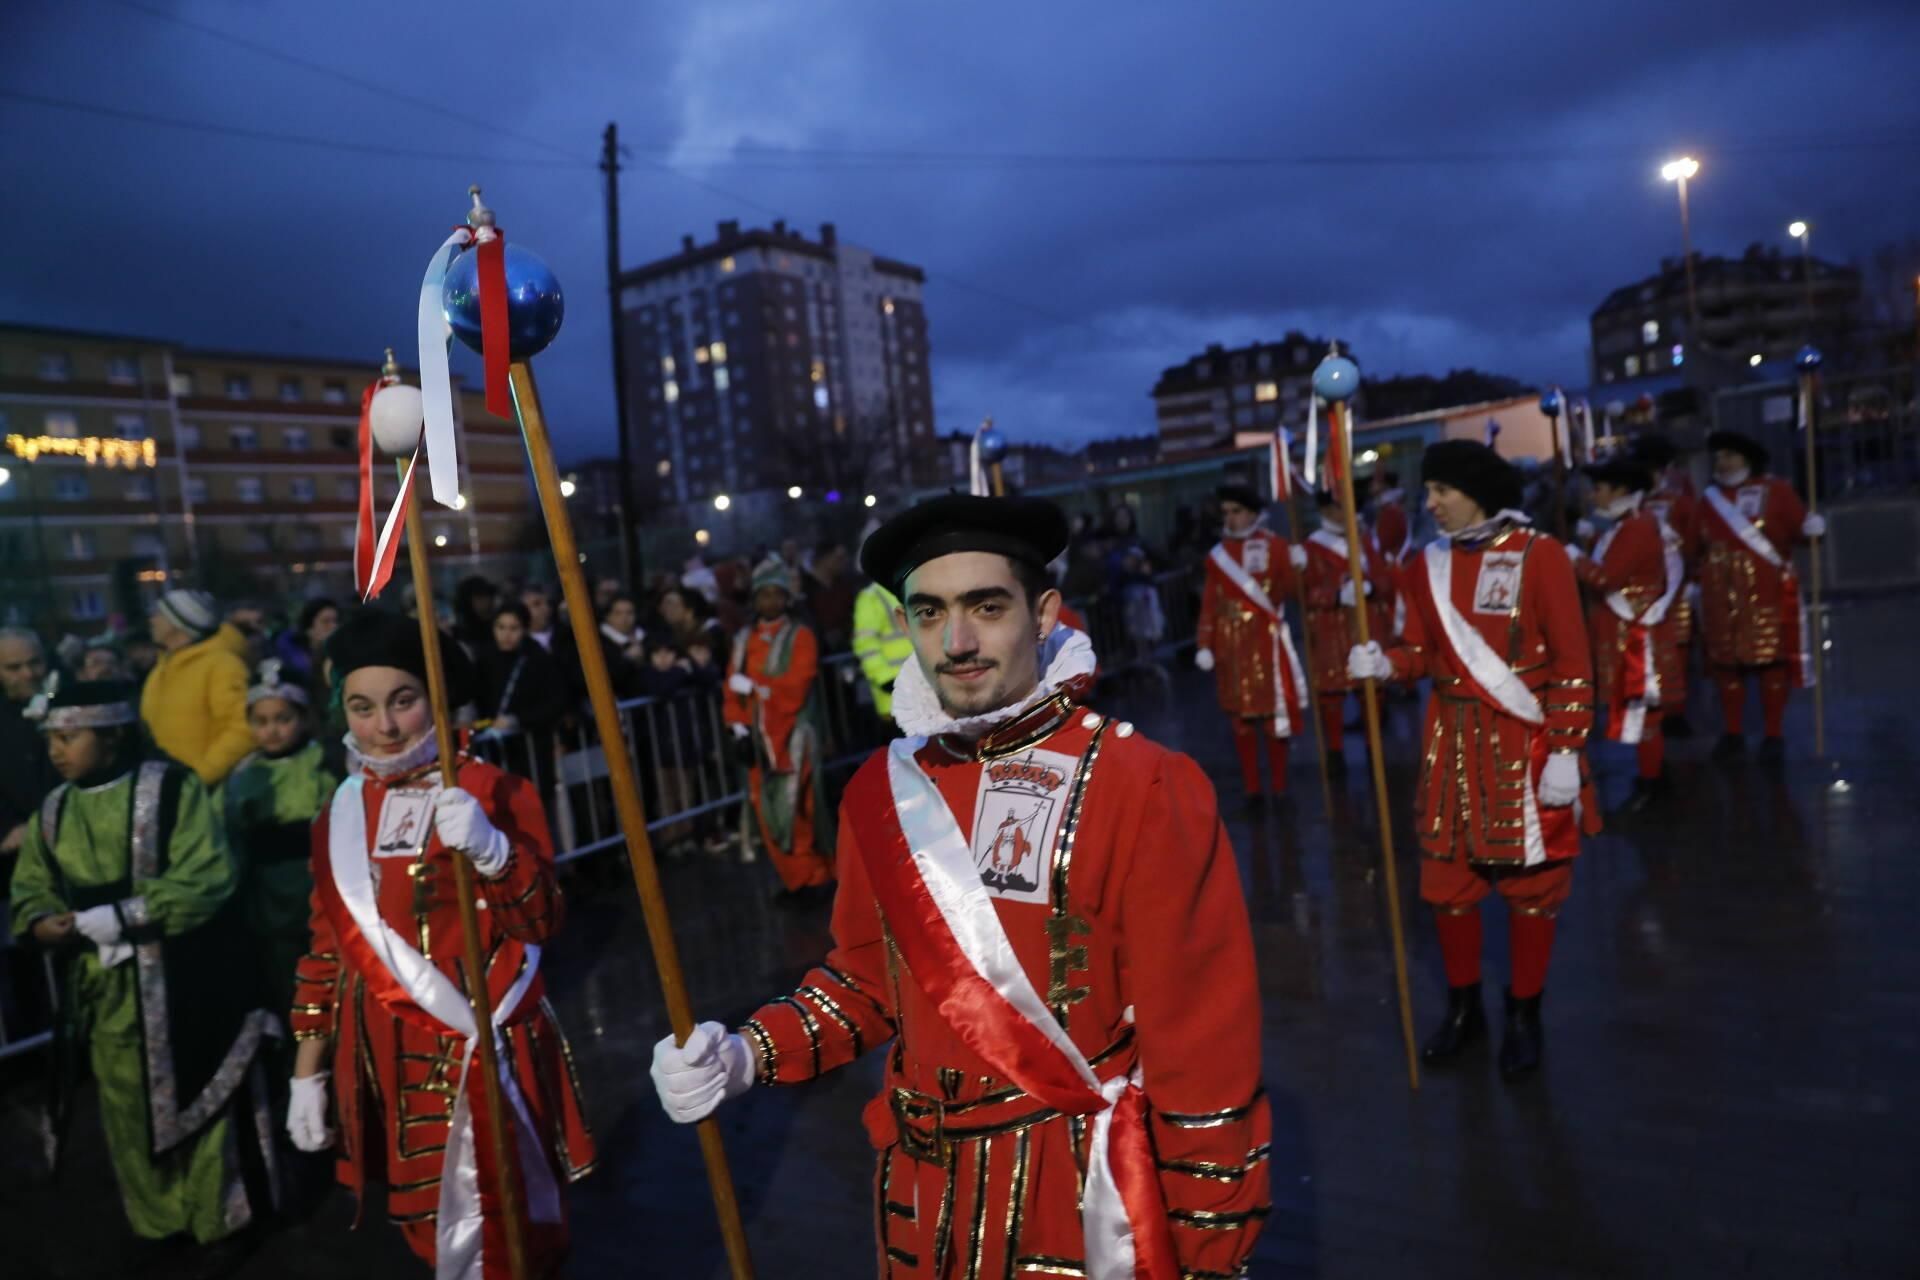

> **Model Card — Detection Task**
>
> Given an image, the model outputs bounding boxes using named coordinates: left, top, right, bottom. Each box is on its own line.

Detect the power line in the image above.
left=0, top=88, right=589, bottom=169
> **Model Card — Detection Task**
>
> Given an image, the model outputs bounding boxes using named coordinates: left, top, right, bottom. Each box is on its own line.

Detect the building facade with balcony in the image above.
left=1151, top=334, right=1352, bottom=457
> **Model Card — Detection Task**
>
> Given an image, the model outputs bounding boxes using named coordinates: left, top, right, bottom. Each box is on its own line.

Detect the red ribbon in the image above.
left=476, top=232, right=512, bottom=418
left=353, top=380, right=378, bottom=597
left=1108, top=1083, right=1180, bottom=1279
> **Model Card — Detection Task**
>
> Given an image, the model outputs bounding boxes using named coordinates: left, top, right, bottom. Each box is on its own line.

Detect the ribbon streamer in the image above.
left=1303, top=395, right=1320, bottom=487
left=1271, top=426, right=1293, bottom=502
left=476, top=230, right=511, bottom=420
left=417, top=228, right=472, bottom=510
left=1578, top=398, right=1597, bottom=463
left=968, top=429, right=988, bottom=496
left=352, top=381, right=423, bottom=602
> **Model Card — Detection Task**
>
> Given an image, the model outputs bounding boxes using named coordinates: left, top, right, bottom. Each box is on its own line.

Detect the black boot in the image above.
left=1420, top=982, right=1486, bottom=1063
left=1710, top=732, right=1744, bottom=761
left=1758, top=736, right=1786, bottom=766
left=1616, top=775, right=1666, bottom=817
left=1664, top=713, right=1694, bottom=740
left=1499, top=988, right=1544, bottom=1080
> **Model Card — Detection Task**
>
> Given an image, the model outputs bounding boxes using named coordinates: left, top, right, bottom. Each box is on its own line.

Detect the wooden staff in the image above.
left=397, top=460, right=531, bottom=1279
left=1799, top=361, right=1826, bottom=758
left=506, top=362, right=756, bottom=1278
left=1327, top=398, right=1421, bottom=1090
left=1280, top=483, right=1337, bottom=825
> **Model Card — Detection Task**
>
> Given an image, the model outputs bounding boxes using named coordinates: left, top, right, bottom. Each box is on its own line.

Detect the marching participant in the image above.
left=653, top=494, right=1270, bottom=1279
left=1631, top=435, right=1700, bottom=736
left=10, top=680, right=278, bottom=1256
left=1570, top=458, right=1682, bottom=813
left=286, top=611, right=594, bottom=1279
left=1194, top=482, right=1309, bottom=797
left=1348, top=441, right=1599, bottom=1079
left=1371, top=468, right=1414, bottom=564
left=1695, top=431, right=1825, bottom=762
left=1303, top=488, right=1395, bottom=768
left=726, top=556, right=836, bottom=893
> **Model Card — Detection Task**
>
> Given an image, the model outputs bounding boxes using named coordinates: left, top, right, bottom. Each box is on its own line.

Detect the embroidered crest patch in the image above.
left=1473, top=551, right=1525, bottom=616
left=969, top=747, right=1076, bottom=904
left=375, top=789, right=433, bottom=858
left=1242, top=538, right=1269, bottom=575
left=1736, top=485, right=1766, bottom=520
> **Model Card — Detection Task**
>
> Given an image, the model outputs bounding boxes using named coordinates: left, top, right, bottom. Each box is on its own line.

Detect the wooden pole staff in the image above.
left=1327, top=397, right=1421, bottom=1091
left=1799, top=358, right=1826, bottom=758
left=1281, top=484, right=1337, bottom=825
left=507, top=361, right=756, bottom=1278
left=396, top=459, right=531, bottom=1280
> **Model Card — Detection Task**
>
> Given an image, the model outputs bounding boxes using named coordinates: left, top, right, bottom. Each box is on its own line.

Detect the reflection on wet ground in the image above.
left=6, top=596, right=1918, bottom=1277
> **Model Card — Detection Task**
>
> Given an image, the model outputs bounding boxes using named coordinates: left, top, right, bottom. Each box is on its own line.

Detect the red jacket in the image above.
left=1302, top=525, right=1396, bottom=692
left=1195, top=529, right=1305, bottom=721
left=1694, top=477, right=1810, bottom=670
left=1574, top=511, right=1675, bottom=736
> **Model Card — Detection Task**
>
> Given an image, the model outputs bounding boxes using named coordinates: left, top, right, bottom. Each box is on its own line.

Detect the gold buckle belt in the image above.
left=888, top=1088, right=1060, bottom=1170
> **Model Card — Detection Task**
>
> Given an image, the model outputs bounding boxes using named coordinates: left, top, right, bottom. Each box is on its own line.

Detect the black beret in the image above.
left=1215, top=483, right=1264, bottom=512
left=1313, top=488, right=1337, bottom=508
left=1706, top=430, right=1769, bottom=472
left=325, top=608, right=476, bottom=708
left=1421, top=440, right=1524, bottom=518
left=858, top=494, right=1070, bottom=595
left=1582, top=457, right=1654, bottom=493
left=1627, top=433, right=1681, bottom=469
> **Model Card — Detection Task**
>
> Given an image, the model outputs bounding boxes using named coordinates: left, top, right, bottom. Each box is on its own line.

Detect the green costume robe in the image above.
left=9, top=761, right=278, bottom=1243
left=222, top=740, right=338, bottom=1019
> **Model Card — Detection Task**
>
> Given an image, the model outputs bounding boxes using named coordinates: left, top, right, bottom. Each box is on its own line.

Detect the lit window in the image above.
left=664, top=380, right=680, bottom=403
left=656, top=459, right=672, bottom=477
left=1255, top=382, right=1279, bottom=403
left=810, top=360, right=825, bottom=383
left=322, top=382, right=347, bottom=405
left=38, top=352, right=72, bottom=381
left=713, top=367, right=730, bottom=391
left=290, top=477, right=316, bottom=502
left=125, top=474, right=156, bottom=502
left=225, top=374, right=251, bottom=400
left=709, top=341, right=727, bottom=363
left=170, top=371, right=194, bottom=397
left=1642, top=320, right=1660, bottom=345
left=1749, top=353, right=1764, bottom=368
left=694, top=346, right=710, bottom=364
left=662, top=355, right=676, bottom=375
left=65, top=530, right=95, bottom=560
left=813, top=386, right=830, bottom=411
left=108, top=356, right=139, bottom=386
left=284, top=427, right=309, bottom=452
left=1624, top=354, right=1642, bottom=377
left=45, top=411, right=79, bottom=438
left=54, top=473, right=90, bottom=501
left=237, top=476, right=264, bottom=502
left=883, top=298, right=895, bottom=316
left=114, top=414, right=147, bottom=440
left=229, top=425, right=258, bottom=451
left=721, top=256, right=736, bottom=273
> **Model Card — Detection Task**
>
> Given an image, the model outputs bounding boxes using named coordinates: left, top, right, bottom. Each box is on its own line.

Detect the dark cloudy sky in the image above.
left=5, top=0, right=1919, bottom=459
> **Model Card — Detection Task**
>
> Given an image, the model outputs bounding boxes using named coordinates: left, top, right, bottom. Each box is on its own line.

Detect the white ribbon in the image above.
left=327, top=779, right=561, bottom=1279
left=968, top=427, right=989, bottom=496
left=1270, top=426, right=1293, bottom=502
left=883, top=742, right=1136, bottom=1280
left=1551, top=391, right=1573, bottom=468
left=1578, top=398, right=1597, bottom=463
left=418, top=228, right=473, bottom=509
left=1302, top=397, right=1319, bottom=488
left=1207, top=541, right=1307, bottom=737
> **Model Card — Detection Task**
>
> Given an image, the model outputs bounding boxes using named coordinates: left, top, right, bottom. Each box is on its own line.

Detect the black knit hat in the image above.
left=1215, top=482, right=1264, bottom=512
left=859, top=494, right=1070, bottom=596
left=1582, top=457, right=1654, bottom=493
left=325, top=608, right=475, bottom=708
left=1420, top=440, right=1524, bottom=517
left=1706, top=430, right=1769, bottom=473
left=1627, top=433, right=1681, bottom=469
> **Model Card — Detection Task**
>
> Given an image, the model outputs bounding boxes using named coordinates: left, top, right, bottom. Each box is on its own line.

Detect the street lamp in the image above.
left=713, top=493, right=731, bottom=511
left=863, top=493, right=877, bottom=508
left=559, top=477, right=577, bottom=498
left=0, top=467, right=9, bottom=488
left=1661, top=156, right=1701, bottom=347
left=786, top=485, right=803, bottom=500
left=1789, top=220, right=1815, bottom=339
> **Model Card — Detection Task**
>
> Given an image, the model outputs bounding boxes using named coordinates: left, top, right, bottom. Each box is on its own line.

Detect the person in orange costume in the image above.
left=1630, top=434, right=1701, bottom=737
left=725, top=557, right=836, bottom=895
left=1301, top=488, right=1396, bottom=771
left=1694, top=430, right=1825, bottom=764
left=286, top=610, right=595, bottom=1280
left=1348, top=441, right=1599, bottom=1080
left=1194, top=482, right=1308, bottom=797
left=654, top=494, right=1269, bottom=1279
left=1570, top=457, right=1680, bottom=813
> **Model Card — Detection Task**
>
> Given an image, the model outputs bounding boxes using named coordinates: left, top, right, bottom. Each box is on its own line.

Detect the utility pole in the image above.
left=602, top=122, right=639, bottom=587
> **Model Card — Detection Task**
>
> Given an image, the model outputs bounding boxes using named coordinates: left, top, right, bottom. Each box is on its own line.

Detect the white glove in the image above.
left=1194, top=648, right=1215, bottom=672
left=1288, top=545, right=1308, bottom=571
left=730, top=723, right=750, bottom=740
left=1803, top=513, right=1827, bottom=539
left=287, top=1072, right=334, bottom=1153
left=1347, top=641, right=1392, bottom=682
left=650, top=1021, right=755, bottom=1124
left=1566, top=544, right=1585, bottom=562
left=433, top=787, right=511, bottom=877
left=1538, top=752, right=1581, bottom=807
left=73, top=905, right=133, bottom=968
left=727, top=673, right=755, bottom=697
left=492, top=713, right=519, bottom=734
left=1575, top=518, right=1597, bottom=542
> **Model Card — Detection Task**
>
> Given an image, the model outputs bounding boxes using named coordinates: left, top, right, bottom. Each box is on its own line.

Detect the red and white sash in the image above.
left=324, top=779, right=561, bottom=1280
left=1702, top=486, right=1814, bottom=687
left=845, top=745, right=1178, bottom=1280
left=1593, top=519, right=1684, bottom=743
left=1207, top=540, right=1306, bottom=738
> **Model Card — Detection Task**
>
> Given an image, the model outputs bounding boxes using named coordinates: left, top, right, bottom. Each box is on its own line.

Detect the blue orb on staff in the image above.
left=1312, top=354, right=1360, bottom=403
left=443, top=244, right=566, bottom=361
left=976, top=425, right=1008, bottom=465
left=1795, top=344, right=1823, bottom=372
left=1539, top=388, right=1563, bottom=417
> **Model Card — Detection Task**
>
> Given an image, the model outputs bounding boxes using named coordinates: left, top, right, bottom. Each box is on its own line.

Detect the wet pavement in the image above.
left=4, top=594, right=1918, bottom=1277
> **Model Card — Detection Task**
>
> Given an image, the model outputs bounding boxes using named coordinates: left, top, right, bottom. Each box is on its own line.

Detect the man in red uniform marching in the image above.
left=1695, top=431, right=1825, bottom=764
left=652, top=494, right=1270, bottom=1278
left=1195, top=482, right=1309, bottom=798
left=1348, top=441, right=1599, bottom=1079
left=1570, top=457, right=1682, bottom=813
left=1302, top=489, right=1396, bottom=772
left=287, top=611, right=595, bottom=1280
left=1631, top=435, right=1701, bottom=738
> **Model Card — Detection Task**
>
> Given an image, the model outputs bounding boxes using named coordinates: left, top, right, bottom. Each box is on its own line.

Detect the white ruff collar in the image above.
left=1715, top=468, right=1752, bottom=489
left=1221, top=514, right=1268, bottom=541
left=891, top=626, right=1097, bottom=740
left=1376, top=487, right=1405, bottom=505
left=1451, top=509, right=1534, bottom=547
left=345, top=731, right=440, bottom=781
left=1599, top=492, right=1644, bottom=520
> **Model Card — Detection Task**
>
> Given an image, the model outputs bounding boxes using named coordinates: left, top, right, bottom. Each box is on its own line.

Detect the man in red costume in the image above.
left=726, top=557, right=835, bottom=895
left=1694, top=430, right=1825, bottom=764
left=1570, top=458, right=1681, bottom=813
left=1194, top=482, right=1309, bottom=798
left=1348, top=441, right=1599, bottom=1079
left=287, top=611, right=595, bottom=1280
left=1302, top=489, right=1396, bottom=772
left=1630, top=435, right=1700, bottom=738
left=653, top=494, right=1269, bottom=1279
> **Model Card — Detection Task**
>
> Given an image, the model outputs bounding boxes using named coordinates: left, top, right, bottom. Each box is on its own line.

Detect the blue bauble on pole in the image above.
left=443, top=243, right=566, bottom=361
left=1795, top=344, right=1823, bottom=372
left=1539, top=388, right=1563, bottom=417
left=976, top=425, right=1008, bottom=465
left=1311, top=354, right=1360, bottom=403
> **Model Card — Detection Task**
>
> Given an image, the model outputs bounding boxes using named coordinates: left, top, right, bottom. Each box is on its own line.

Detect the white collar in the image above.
left=1221, top=515, right=1267, bottom=541
left=1376, top=487, right=1404, bottom=505
left=1598, top=492, right=1644, bottom=520
left=1715, top=469, right=1752, bottom=489
left=890, top=626, right=1097, bottom=741
left=1449, top=509, right=1534, bottom=547
left=345, top=731, right=440, bottom=782
left=601, top=622, right=640, bottom=646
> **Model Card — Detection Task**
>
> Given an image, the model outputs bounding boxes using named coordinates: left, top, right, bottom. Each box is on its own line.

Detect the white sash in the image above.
left=884, top=742, right=1139, bottom=1280
left=1594, top=519, right=1685, bottom=741
left=1307, top=527, right=1348, bottom=560
left=328, top=779, right=561, bottom=1279
left=1207, top=542, right=1306, bottom=737
left=1703, top=485, right=1787, bottom=571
